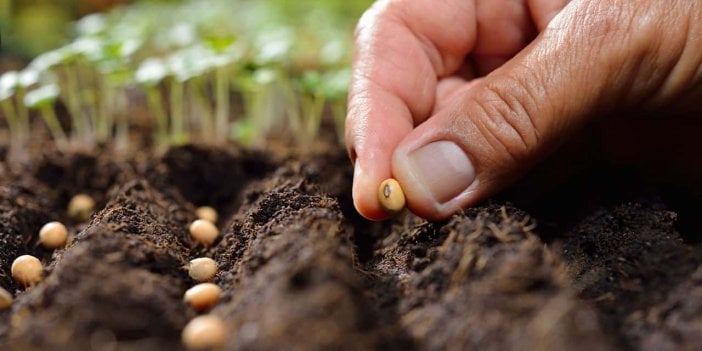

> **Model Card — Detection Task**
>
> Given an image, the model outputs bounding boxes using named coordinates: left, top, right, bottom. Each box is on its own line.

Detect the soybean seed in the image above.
left=182, top=315, right=228, bottom=350
left=38, top=221, right=68, bottom=249
left=189, top=258, right=218, bottom=282
left=189, top=220, right=219, bottom=246
left=11, top=255, right=43, bottom=287
left=184, top=283, right=222, bottom=311
left=67, top=194, right=95, bottom=222
left=378, top=178, right=406, bottom=214
left=0, top=287, right=12, bottom=310
left=195, top=206, right=218, bottom=223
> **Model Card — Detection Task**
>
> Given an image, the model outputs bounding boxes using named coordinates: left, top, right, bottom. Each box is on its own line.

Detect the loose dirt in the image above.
left=0, top=141, right=700, bottom=350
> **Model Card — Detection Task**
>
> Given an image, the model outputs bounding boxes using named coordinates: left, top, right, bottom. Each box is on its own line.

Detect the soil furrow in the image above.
left=372, top=205, right=615, bottom=350
left=562, top=202, right=702, bottom=349
left=1, top=180, right=194, bottom=351
left=212, top=162, right=410, bottom=350
left=0, top=143, right=701, bottom=350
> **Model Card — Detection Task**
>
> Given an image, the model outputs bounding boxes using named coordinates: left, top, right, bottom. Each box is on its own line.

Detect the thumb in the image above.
left=392, top=1, right=699, bottom=220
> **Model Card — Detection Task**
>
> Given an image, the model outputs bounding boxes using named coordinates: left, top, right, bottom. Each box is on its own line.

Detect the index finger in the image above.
left=346, top=0, right=477, bottom=220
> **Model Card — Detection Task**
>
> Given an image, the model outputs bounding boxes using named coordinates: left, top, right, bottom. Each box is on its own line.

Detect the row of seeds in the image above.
left=183, top=207, right=228, bottom=349
left=0, top=198, right=228, bottom=350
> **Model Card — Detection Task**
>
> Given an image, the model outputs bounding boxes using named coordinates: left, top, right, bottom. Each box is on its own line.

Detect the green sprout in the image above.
left=135, top=58, right=169, bottom=146
left=203, top=33, right=238, bottom=142
left=24, top=83, right=67, bottom=148
left=2, top=0, right=369, bottom=151
left=296, top=70, right=326, bottom=144
left=320, top=67, right=351, bottom=144
left=166, top=49, right=198, bottom=144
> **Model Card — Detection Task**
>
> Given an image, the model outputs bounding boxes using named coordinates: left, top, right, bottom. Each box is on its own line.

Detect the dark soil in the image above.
left=0, top=141, right=701, bottom=350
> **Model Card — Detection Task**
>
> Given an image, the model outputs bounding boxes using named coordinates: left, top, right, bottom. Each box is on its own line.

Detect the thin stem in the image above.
left=96, top=79, right=113, bottom=143
left=331, top=100, right=346, bottom=145
left=73, top=62, right=95, bottom=145
left=60, top=64, right=87, bottom=144
left=188, top=78, right=214, bottom=139
left=1, top=98, right=20, bottom=149
left=14, top=88, right=30, bottom=143
left=215, top=66, right=230, bottom=141
left=85, top=64, right=101, bottom=140
left=39, top=104, right=68, bottom=149
left=170, top=78, right=187, bottom=144
left=115, top=89, right=129, bottom=151
left=146, top=86, right=168, bottom=146
left=279, top=77, right=302, bottom=141
left=304, top=93, right=325, bottom=140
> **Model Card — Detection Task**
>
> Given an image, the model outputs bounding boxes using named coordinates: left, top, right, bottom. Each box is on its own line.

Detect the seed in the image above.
left=195, top=206, right=218, bottom=223
left=67, top=194, right=95, bottom=222
left=182, top=315, right=228, bottom=350
left=11, top=255, right=43, bottom=287
left=0, top=287, right=13, bottom=310
left=184, top=283, right=222, bottom=311
left=189, top=258, right=218, bottom=282
left=189, top=220, right=219, bottom=246
left=378, top=178, right=406, bottom=214
left=38, top=221, right=68, bottom=249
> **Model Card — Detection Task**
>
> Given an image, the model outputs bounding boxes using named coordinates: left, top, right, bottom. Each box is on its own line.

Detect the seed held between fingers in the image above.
left=184, top=283, right=222, bottom=311
left=378, top=178, right=406, bottom=215
left=188, top=258, right=218, bottom=282
left=182, top=315, right=228, bottom=350
left=0, top=287, right=13, bottom=310
left=11, top=255, right=43, bottom=287
left=189, top=220, right=219, bottom=246
left=195, top=206, right=218, bottom=223
left=39, top=221, right=68, bottom=249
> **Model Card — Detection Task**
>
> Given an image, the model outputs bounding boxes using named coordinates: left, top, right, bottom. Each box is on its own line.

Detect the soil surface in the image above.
left=0, top=140, right=701, bottom=351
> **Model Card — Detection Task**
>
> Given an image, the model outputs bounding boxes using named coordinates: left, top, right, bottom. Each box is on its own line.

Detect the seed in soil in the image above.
left=184, top=283, right=222, bottom=311
left=182, top=315, right=228, bottom=350
left=378, top=178, right=406, bottom=214
left=195, top=206, right=218, bottom=223
left=0, top=287, right=12, bottom=310
left=188, top=257, right=218, bottom=282
left=189, top=219, right=219, bottom=246
left=38, top=221, right=68, bottom=249
left=11, top=255, right=43, bottom=287
left=67, top=194, right=95, bottom=222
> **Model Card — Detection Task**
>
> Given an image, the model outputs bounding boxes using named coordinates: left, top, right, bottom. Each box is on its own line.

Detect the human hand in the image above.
left=346, top=0, right=702, bottom=221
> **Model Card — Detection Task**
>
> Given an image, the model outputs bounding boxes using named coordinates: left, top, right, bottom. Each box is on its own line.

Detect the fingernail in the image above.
left=407, top=141, right=475, bottom=204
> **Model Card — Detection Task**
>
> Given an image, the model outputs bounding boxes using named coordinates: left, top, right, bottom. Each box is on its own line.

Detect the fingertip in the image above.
left=352, top=160, right=391, bottom=221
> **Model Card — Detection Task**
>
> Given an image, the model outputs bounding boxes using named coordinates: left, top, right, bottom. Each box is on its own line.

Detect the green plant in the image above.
left=24, top=82, right=67, bottom=148
left=0, top=0, right=373, bottom=152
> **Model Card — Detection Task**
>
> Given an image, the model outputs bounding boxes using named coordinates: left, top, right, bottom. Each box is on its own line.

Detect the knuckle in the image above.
left=467, top=77, right=543, bottom=163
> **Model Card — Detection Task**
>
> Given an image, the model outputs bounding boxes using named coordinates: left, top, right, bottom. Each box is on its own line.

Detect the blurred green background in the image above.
left=0, top=0, right=131, bottom=60
left=0, top=0, right=374, bottom=148
left=0, top=0, right=372, bottom=61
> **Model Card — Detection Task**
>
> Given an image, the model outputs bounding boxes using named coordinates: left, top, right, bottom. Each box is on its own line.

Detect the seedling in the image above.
left=195, top=206, right=218, bottom=224
left=181, top=315, right=228, bottom=350
left=1, top=0, right=370, bottom=151
left=203, top=34, right=237, bottom=141
left=189, top=219, right=219, bottom=246
left=0, top=71, right=26, bottom=152
left=23, top=83, right=68, bottom=149
left=188, top=257, right=218, bottom=282
left=11, top=255, right=43, bottom=287
left=378, top=178, right=406, bottom=215
left=183, top=283, right=222, bottom=311
left=135, top=58, right=169, bottom=145
left=38, top=221, right=69, bottom=249
left=0, top=287, right=12, bottom=310
left=67, top=194, right=95, bottom=222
